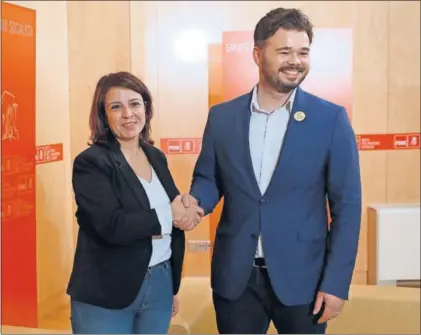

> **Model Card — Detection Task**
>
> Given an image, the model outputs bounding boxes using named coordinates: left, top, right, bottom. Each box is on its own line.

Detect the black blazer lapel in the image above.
left=110, top=143, right=151, bottom=210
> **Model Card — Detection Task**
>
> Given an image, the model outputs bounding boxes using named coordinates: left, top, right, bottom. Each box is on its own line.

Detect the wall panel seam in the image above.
left=385, top=1, right=390, bottom=204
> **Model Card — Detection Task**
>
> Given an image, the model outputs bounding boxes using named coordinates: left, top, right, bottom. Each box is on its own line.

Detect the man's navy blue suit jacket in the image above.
left=190, top=87, right=362, bottom=306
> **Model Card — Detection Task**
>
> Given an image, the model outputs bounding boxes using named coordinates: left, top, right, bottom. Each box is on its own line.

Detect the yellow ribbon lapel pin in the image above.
left=294, top=111, right=306, bottom=122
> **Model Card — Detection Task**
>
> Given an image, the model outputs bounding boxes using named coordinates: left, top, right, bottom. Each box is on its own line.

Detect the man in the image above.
left=175, top=7, right=361, bottom=334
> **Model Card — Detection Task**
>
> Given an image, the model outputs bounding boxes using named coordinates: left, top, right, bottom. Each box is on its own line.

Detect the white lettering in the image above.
left=7, top=20, right=33, bottom=37
left=226, top=42, right=253, bottom=53
left=2, top=19, right=9, bottom=33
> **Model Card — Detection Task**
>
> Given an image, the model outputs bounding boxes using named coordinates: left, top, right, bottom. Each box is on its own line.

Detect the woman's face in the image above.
left=104, top=87, right=146, bottom=142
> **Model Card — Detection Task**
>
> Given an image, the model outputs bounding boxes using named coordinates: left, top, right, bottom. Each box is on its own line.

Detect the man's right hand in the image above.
left=172, top=194, right=204, bottom=231
left=181, top=193, right=198, bottom=208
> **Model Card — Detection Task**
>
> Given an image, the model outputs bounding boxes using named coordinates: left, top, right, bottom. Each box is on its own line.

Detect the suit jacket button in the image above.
left=259, top=198, right=267, bottom=205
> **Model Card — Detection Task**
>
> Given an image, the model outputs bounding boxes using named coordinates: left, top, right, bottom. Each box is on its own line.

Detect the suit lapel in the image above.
left=265, top=87, right=310, bottom=195
left=234, top=92, right=262, bottom=198
left=110, top=142, right=151, bottom=210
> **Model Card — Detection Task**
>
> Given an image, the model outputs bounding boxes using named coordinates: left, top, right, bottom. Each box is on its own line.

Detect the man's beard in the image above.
left=263, top=66, right=308, bottom=94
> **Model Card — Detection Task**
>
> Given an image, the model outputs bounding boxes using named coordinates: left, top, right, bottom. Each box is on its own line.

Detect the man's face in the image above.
left=254, top=28, right=311, bottom=93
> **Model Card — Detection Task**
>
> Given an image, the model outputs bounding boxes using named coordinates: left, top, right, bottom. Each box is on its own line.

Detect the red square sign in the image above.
left=182, top=139, right=194, bottom=153
left=408, top=134, right=420, bottom=148
left=394, top=135, right=408, bottom=149
left=167, top=139, right=182, bottom=153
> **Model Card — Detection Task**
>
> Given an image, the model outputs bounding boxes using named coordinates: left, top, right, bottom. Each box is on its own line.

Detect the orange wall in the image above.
left=66, top=0, right=132, bottom=248
left=2, top=2, right=37, bottom=327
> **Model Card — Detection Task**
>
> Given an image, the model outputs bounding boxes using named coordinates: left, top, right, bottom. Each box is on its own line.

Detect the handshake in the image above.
left=170, top=194, right=204, bottom=231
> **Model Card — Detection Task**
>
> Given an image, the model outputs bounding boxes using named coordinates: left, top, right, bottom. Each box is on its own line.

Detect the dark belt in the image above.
left=253, top=257, right=266, bottom=268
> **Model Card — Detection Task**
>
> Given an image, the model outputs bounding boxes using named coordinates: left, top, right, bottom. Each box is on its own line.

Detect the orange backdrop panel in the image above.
left=208, top=29, right=353, bottom=242
left=1, top=2, right=37, bottom=327
left=221, top=29, right=353, bottom=115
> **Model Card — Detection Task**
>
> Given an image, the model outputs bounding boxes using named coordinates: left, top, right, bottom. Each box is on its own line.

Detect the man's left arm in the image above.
left=320, top=107, right=362, bottom=300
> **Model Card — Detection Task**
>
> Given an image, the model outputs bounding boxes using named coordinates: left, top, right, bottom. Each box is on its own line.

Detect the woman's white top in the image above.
left=138, top=167, right=172, bottom=267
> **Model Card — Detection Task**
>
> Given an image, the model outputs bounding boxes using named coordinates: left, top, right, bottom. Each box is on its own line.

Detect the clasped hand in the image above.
left=171, top=194, right=204, bottom=231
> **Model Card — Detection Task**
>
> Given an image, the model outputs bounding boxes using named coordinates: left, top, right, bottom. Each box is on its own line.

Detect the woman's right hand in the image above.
left=172, top=295, right=179, bottom=317
left=171, top=195, right=201, bottom=228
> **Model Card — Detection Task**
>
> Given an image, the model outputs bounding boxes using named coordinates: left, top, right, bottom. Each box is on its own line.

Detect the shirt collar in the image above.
left=250, top=85, right=297, bottom=114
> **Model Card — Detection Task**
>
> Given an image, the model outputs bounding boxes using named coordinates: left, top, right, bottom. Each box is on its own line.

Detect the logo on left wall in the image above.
left=1, top=90, right=20, bottom=141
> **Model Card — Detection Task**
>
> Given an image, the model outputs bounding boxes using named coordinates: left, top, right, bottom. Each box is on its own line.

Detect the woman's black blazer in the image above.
left=66, top=140, right=185, bottom=309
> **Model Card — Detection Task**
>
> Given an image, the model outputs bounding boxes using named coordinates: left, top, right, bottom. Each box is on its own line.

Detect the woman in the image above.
left=67, top=71, right=202, bottom=334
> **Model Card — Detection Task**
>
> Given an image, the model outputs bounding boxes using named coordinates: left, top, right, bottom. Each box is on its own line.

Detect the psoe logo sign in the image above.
left=394, top=135, right=408, bottom=149
left=1, top=90, right=20, bottom=141
left=408, top=134, right=420, bottom=148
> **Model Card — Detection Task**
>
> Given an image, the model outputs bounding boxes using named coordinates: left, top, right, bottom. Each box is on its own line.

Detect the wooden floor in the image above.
left=3, top=282, right=419, bottom=333
left=39, top=304, right=71, bottom=331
